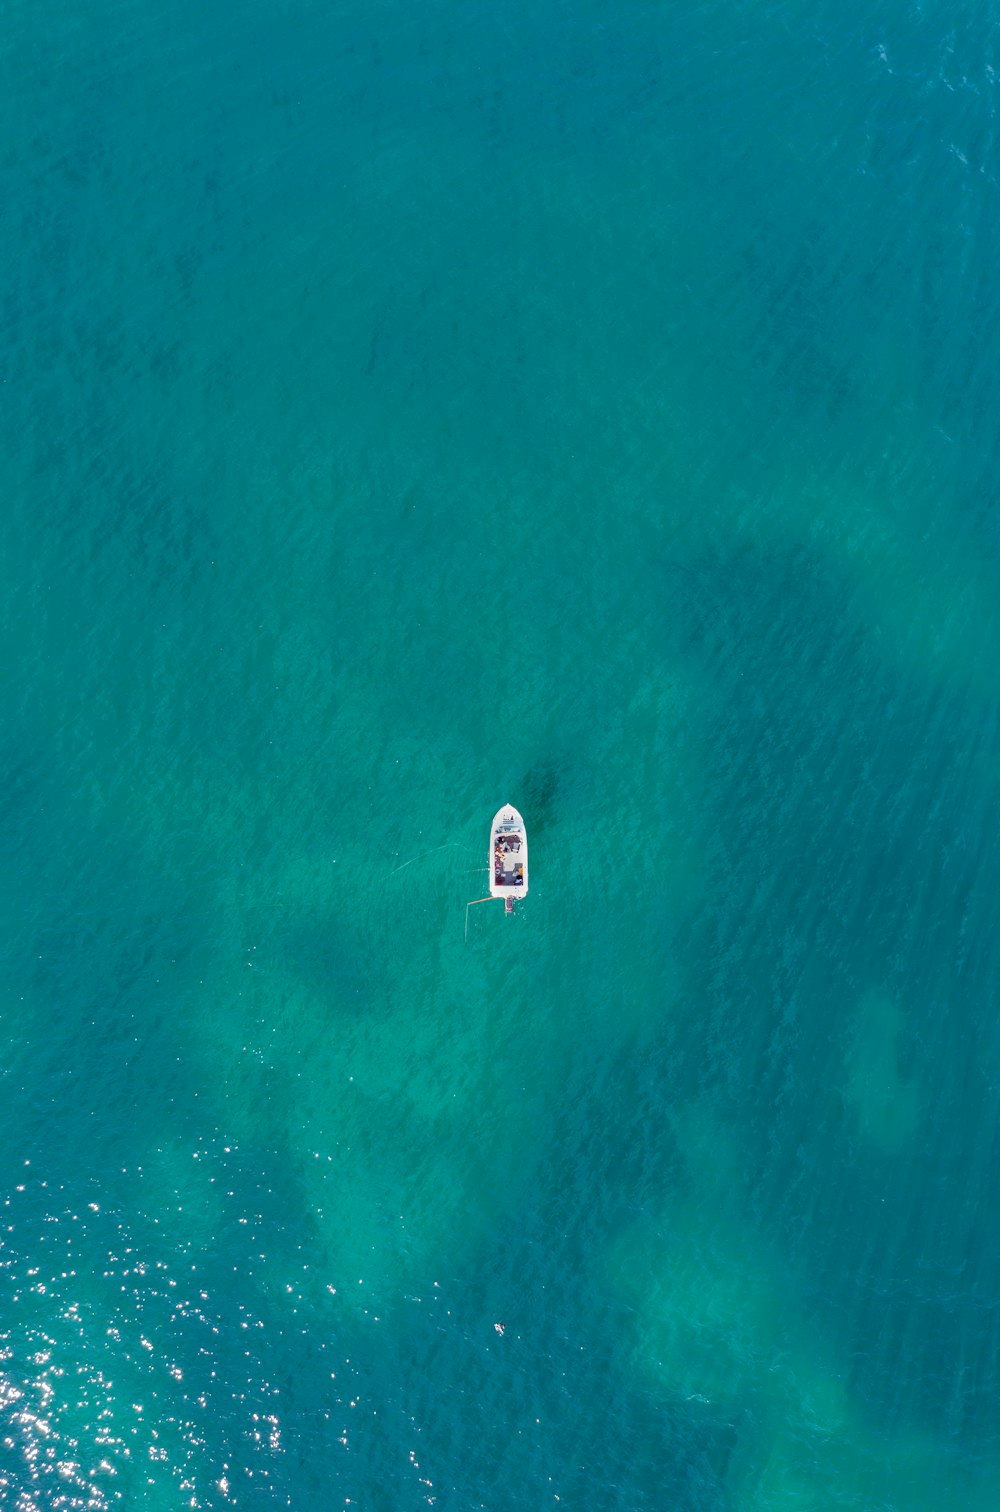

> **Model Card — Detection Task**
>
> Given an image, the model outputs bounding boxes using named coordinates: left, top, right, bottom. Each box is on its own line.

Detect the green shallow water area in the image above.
left=4, top=0, right=1000, bottom=1506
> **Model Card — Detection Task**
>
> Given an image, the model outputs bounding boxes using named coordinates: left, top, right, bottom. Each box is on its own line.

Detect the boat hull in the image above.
left=489, top=804, right=528, bottom=902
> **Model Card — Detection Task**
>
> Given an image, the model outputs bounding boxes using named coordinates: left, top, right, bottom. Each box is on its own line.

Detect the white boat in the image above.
left=489, top=804, right=528, bottom=914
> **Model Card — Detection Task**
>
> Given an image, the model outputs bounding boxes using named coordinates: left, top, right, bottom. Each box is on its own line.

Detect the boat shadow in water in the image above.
left=516, top=757, right=565, bottom=839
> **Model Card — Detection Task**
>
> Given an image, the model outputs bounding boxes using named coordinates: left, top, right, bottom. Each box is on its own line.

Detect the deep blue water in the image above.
left=3, top=0, right=1000, bottom=1507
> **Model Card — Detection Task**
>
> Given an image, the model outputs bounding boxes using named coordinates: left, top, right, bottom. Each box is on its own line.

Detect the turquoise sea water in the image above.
left=4, top=0, right=1000, bottom=1506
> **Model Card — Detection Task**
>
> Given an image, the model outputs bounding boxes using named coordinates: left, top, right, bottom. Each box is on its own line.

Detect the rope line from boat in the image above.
left=390, top=843, right=464, bottom=875
left=465, top=896, right=495, bottom=942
